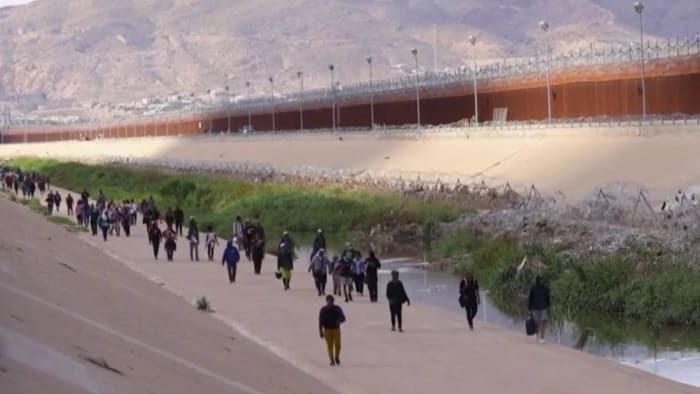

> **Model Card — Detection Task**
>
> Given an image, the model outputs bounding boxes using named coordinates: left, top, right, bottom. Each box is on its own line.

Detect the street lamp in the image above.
left=269, top=76, right=276, bottom=132
left=207, top=88, right=213, bottom=132
left=367, top=56, right=375, bottom=129
left=539, top=20, right=552, bottom=124
left=467, top=35, right=479, bottom=126
left=297, top=71, right=304, bottom=131
left=329, top=64, right=336, bottom=131
left=411, top=48, right=421, bottom=126
left=245, top=81, right=252, bottom=132
left=634, top=1, right=647, bottom=119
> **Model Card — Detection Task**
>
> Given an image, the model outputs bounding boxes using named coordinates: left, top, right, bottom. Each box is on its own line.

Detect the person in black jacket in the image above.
left=319, top=295, right=345, bottom=366
left=277, top=242, right=294, bottom=290
left=174, top=206, right=184, bottom=236
left=459, top=273, right=480, bottom=330
left=311, top=228, right=326, bottom=260
left=528, top=275, right=551, bottom=343
left=386, top=270, right=410, bottom=332
left=364, top=251, right=381, bottom=303
left=149, top=222, right=162, bottom=260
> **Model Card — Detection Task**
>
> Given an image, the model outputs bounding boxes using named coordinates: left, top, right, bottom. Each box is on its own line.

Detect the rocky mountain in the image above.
left=0, top=0, right=698, bottom=105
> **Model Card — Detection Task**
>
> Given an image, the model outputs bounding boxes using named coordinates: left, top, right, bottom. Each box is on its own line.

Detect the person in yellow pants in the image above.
left=319, top=295, right=346, bottom=366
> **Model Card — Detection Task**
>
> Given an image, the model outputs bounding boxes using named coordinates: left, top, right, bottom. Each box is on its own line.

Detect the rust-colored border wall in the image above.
left=4, top=56, right=700, bottom=143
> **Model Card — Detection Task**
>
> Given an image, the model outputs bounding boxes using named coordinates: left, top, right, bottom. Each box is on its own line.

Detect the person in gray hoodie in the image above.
left=309, top=249, right=331, bottom=296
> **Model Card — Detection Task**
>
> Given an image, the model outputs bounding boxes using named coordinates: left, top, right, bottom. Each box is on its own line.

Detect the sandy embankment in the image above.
left=2, top=125, right=700, bottom=199
left=0, top=197, right=333, bottom=394
left=2, top=185, right=698, bottom=394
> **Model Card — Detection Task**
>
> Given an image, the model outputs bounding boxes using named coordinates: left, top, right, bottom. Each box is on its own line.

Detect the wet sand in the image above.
left=4, top=188, right=698, bottom=394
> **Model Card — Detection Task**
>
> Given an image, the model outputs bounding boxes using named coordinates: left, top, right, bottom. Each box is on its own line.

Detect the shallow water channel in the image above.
left=291, top=235, right=700, bottom=388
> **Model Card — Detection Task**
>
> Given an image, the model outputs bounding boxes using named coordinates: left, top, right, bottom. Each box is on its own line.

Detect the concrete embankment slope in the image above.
left=9, top=187, right=699, bottom=394
left=2, top=125, right=700, bottom=199
left=0, top=197, right=334, bottom=394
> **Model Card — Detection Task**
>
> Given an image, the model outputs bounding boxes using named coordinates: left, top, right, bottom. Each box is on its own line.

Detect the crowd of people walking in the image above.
left=1, top=165, right=552, bottom=368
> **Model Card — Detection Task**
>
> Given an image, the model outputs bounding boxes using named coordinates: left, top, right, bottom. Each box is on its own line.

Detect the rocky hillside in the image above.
left=0, top=0, right=698, bottom=104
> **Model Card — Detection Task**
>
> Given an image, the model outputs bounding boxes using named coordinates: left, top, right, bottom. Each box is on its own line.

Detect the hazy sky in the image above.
left=0, top=0, right=34, bottom=6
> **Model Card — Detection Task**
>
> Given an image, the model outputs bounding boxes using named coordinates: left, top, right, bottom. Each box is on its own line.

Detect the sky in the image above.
left=0, top=0, right=34, bottom=6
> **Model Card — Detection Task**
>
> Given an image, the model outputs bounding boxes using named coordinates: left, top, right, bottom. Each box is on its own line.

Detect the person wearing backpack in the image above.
left=309, top=249, right=330, bottom=296
left=187, top=217, right=200, bottom=261
left=319, top=295, right=346, bottom=366
left=221, top=239, right=241, bottom=283
left=277, top=242, right=294, bottom=290
left=98, top=210, right=110, bottom=242
left=459, top=273, right=480, bottom=330
left=386, top=270, right=410, bottom=332
left=364, top=251, right=382, bottom=303
left=528, top=275, right=551, bottom=344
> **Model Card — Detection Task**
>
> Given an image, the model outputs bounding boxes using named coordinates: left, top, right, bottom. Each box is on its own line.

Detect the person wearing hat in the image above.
left=277, top=241, right=294, bottom=290
left=280, top=230, right=296, bottom=259
left=311, top=228, right=326, bottom=261
left=187, top=216, right=200, bottom=261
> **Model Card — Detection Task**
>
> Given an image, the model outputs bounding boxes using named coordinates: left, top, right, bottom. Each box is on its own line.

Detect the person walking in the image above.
left=251, top=230, right=265, bottom=275
left=98, top=210, right=110, bottom=242
left=54, top=191, right=62, bottom=213
left=205, top=225, right=219, bottom=261
left=150, top=222, right=162, bottom=260
left=187, top=217, right=200, bottom=261
left=340, top=250, right=354, bottom=302
left=277, top=242, right=294, bottom=290
left=89, top=205, right=99, bottom=236
left=174, top=206, right=184, bottom=236
left=330, top=255, right=342, bottom=296
left=309, top=249, right=330, bottom=296
left=459, top=273, right=480, bottom=330
left=386, top=270, right=410, bottom=332
left=311, top=228, right=326, bottom=260
left=164, top=228, right=177, bottom=261
left=233, top=216, right=245, bottom=250
left=45, top=191, right=55, bottom=215
left=319, top=295, right=346, bottom=366
left=66, top=193, right=74, bottom=216
left=353, top=251, right=366, bottom=296
left=165, top=207, right=175, bottom=231
left=365, top=251, right=382, bottom=303
left=221, top=239, right=241, bottom=283
left=121, top=204, right=131, bottom=237
left=528, top=275, right=551, bottom=344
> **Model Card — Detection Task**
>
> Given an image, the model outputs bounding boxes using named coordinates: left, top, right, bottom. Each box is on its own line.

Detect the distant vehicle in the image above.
left=239, top=125, right=254, bottom=134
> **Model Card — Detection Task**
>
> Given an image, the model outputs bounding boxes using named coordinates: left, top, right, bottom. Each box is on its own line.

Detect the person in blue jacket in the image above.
left=221, top=239, right=241, bottom=284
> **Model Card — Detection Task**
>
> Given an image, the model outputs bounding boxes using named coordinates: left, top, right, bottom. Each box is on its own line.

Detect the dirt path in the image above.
left=9, top=187, right=698, bottom=394
left=0, top=195, right=334, bottom=394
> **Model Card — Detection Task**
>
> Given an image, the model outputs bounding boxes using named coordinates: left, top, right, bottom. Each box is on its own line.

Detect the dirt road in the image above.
left=4, top=188, right=698, bottom=394
left=0, top=196, right=334, bottom=394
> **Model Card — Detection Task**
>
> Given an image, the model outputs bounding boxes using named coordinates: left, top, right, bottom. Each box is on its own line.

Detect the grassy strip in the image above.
left=10, top=157, right=465, bottom=241
left=434, top=232, right=700, bottom=328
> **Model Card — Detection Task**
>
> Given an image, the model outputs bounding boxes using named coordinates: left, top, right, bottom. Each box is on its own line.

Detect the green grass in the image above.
left=432, top=232, right=700, bottom=328
left=10, top=157, right=464, bottom=241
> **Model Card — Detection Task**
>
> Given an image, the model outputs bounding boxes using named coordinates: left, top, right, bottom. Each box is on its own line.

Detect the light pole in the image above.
left=297, top=71, right=304, bottom=131
left=329, top=64, right=336, bottom=131
left=225, top=85, right=231, bottom=133
left=411, top=48, right=421, bottom=126
left=245, top=81, right=252, bottom=132
left=468, top=35, right=479, bottom=126
left=634, top=1, right=647, bottom=119
left=268, top=77, right=276, bottom=132
left=207, top=89, right=214, bottom=132
left=367, top=56, right=375, bottom=129
left=539, top=21, right=553, bottom=124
